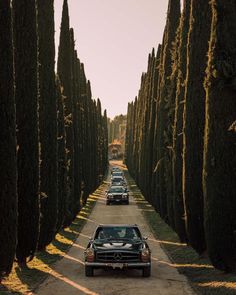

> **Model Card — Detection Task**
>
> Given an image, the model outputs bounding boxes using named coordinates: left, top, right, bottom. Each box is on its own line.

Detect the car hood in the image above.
left=93, top=240, right=142, bottom=251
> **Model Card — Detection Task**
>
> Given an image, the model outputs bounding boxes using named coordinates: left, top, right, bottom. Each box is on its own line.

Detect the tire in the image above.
left=106, top=201, right=110, bottom=205
left=126, top=200, right=129, bottom=205
left=85, top=266, right=94, bottom=277
left=142, top=266, right=151, bottom=277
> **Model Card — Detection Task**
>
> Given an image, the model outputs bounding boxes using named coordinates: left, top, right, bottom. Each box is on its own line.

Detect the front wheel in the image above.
left=106, top=201, right=110, bottom=205
left=142, top=266, right=151, bottom=277
left=85, top=266, right=94, bottom=277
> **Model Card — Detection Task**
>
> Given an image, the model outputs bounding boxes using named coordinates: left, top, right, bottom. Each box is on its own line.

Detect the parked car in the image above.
left=84, top=224, right=151, bottom=277
left=106, top=185, right=129, bottom=205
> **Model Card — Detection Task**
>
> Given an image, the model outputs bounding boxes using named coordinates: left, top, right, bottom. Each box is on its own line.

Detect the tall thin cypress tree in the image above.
left=56, top=77, right=67, bottom=231
left=182, top=0, right=211, bottom=254
left=57, top=0, right=74, bottom=226
left=203, top=0, right=236, bottom=271
left=0, top=0, right=17, bottom=278
left=37, top=0, right=58, bottom=250
left=172, top=0, right=190, bottom=243
left=13, top=0, right=40, bottom=265
left=156, top=0, right=180, bottom=221
left=70, top=30, right=81, bottom=218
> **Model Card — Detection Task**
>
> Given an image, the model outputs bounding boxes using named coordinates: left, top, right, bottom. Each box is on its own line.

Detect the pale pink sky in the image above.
left=55, top=0, right=169, bottom=118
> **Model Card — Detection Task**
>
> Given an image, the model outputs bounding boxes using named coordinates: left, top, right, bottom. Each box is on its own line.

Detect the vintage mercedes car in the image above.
left=84, top=224, right=151, bottom=277
left=106, top=185, right=129, bottom=205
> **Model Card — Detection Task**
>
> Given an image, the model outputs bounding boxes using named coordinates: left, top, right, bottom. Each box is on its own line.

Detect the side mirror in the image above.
left=143, top=236, right=148, bottom=241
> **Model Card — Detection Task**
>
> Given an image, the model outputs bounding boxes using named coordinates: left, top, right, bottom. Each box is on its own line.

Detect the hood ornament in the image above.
left=114, top=252, right=123, bottom=261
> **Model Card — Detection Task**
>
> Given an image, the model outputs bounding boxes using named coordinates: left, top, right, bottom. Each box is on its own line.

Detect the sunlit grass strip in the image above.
left=0, top=192, right=97, bottom=295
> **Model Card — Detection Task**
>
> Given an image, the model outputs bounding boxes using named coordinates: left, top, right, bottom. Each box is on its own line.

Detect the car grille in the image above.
left=96, top=251, right=140, bottom=263
left=113, top=194, right=122, bottom=200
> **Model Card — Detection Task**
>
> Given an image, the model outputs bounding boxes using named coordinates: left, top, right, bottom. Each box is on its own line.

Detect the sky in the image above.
left=54, top=0, right=169, bottom=118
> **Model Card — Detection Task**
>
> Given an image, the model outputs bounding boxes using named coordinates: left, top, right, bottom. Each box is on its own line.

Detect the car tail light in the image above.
left=85, top=248, right=95, bottom=262
left=141, top=248, right=150, bottom=262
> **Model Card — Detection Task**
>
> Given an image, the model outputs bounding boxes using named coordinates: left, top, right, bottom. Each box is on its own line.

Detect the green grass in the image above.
left=0, top=185, right=101, bottom=295
left=126, top=172, right=236, bottom=295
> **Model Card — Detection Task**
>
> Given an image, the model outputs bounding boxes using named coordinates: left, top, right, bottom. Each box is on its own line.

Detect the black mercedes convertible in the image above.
left=84, top=224, right=151, bottom=277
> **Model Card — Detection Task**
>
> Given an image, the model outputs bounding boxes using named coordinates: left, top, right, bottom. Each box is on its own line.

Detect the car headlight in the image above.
left=85, top=248, right=95, bottom=262
left=141, top=248, right=150, bottom=262
left=122, top=194, right=128, bottom=198
left=108, top=194, right=113, bottom=199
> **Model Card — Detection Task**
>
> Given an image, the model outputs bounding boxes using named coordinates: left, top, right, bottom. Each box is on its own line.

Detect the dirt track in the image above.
left=35, top=161, right=196, bottom=295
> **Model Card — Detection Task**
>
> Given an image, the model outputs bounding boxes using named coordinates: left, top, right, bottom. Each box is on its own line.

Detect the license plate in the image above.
left=109, top=263, right=124, bottom=269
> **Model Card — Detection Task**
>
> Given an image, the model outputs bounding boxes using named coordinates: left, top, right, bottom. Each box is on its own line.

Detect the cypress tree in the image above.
left=164, top=27, right=180, bottom=230
left=182, top=0, right=211, bottom=254
left=150, top=46, right=162, bottom=210
left=37, top=0, right=58, bottom=250
left=172, top=0, right=190, bottom=243
left=142, top=50, right=156, bottom=198
left=56, top=77, right=67, bottom=231
left=70, top=30, right=81, bottom=218
left=0, top=0, right=17, bottom=278
left=103, top=110, right=108, bottom=174
left=155, top=0, right=180, bottom=221
left=148, top=45, right=161, bottom=206
left=96, top=98, right=103, bottom=182
left=203, top=0, right=236, bottom=271
left=124, top=103, right=131, bottom=165
left=57, top=0, right=74, bottom=226
left=12, top=0, right=40, bottom=265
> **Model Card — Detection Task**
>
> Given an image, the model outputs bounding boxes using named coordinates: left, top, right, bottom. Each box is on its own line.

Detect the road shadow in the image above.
left=15, top=265, right=49, bottom=293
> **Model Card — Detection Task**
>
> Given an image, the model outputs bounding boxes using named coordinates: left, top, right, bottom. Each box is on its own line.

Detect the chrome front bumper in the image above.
left=85, top=262, right=150, bottom=268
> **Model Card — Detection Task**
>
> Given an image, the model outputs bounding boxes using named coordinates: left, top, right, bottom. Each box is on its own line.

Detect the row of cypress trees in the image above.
left=108, top=115, right=127, bottom=143
left=125, top=0, right=236, bottom=272
left=0, top=0, right=108, bottom=279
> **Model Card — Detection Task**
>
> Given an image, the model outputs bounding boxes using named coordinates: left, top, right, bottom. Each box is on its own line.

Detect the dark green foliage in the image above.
left=57, top=0, right=74, bottom=226
left=102, top=110, right=108, bottom=174
left=37, top=0, right=58, bottom=250
left=182, top=0, right=211, bottom=254
left=203, top=0, right=236, bottom=271
left=12, top=0, right=40, bottom=264
left=156, top=0, right=180, bottom=221
left=172, top=0, right=190, bottom=243
left=0, top=0, right=17, bottom=277
left=70, top=30, right=81, bottom=218
left=147, top=46, right=161, bottom=206
left=56, top=77, right=67, bottom=231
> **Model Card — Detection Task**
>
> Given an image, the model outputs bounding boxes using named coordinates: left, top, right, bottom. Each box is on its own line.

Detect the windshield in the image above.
left=95, top=226, right=141, bottom=241
left=109, top=187, right=125, bottom=193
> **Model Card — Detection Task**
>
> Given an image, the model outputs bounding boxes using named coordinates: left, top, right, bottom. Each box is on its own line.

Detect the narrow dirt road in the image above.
left=35, top=161, right=196, bottom=295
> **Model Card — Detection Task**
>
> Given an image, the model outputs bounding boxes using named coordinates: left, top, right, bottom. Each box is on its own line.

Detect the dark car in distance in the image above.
left=84, top=224, right=151, bottom=277
left=111, top=176, right=126, bottom=186
left=106, top=185, right=129, bottom=205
